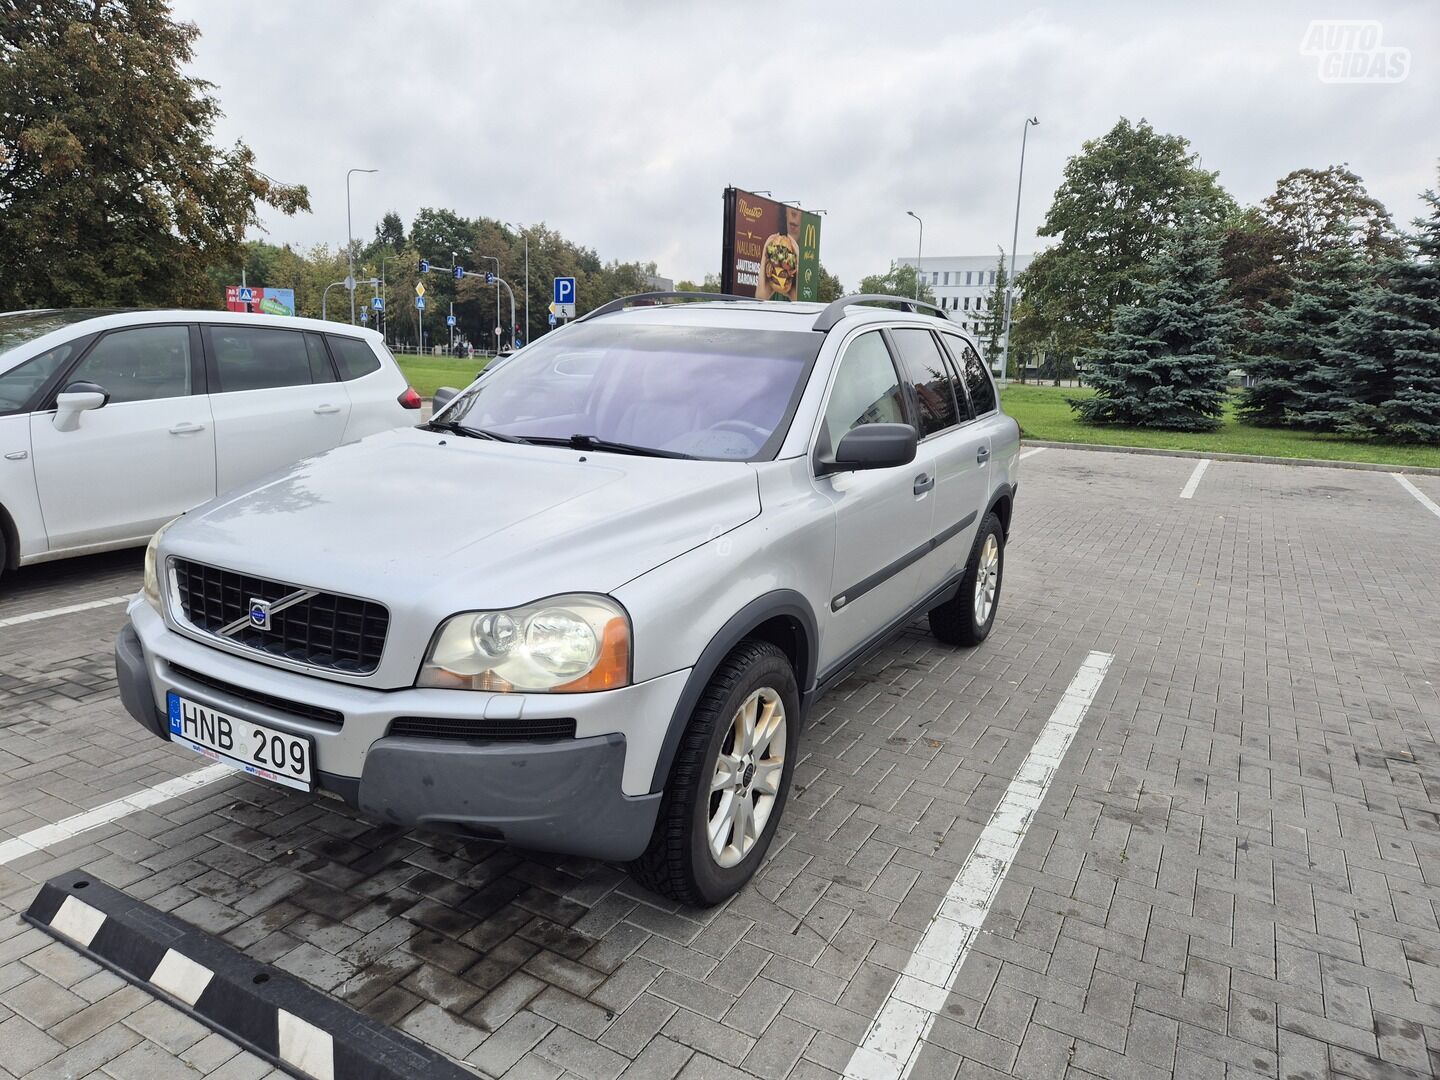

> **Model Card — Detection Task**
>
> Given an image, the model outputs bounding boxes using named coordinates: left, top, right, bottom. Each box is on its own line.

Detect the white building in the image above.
left=896, top=253, right=1033, bottom=363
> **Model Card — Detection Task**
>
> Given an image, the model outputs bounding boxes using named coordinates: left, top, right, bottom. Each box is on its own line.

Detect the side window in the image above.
left=209, top=326, right=314, bottom=393
left=0, top=344, right=80, bottom=414
left=956, top=341, right=998, bottom=415
left=68, top=327, right=193, bottom=404
left=820, top=332, right=908, bottom=456
left=326, top=335, right=382, bottom=381
left=890, top=328, right=961, bottom=437
left=304, top=334, right=336, bottom=383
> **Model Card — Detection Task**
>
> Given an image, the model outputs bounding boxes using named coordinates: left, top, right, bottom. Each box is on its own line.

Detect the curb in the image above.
left=25, top=873, right=479, bottom=1080
left=1021, top=439, right=1440, bottom=476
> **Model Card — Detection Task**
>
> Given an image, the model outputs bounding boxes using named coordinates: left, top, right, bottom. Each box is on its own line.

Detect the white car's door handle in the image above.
left=169, top=422, right=206, bottom=435
left=314, top=404, right=341, bottom=415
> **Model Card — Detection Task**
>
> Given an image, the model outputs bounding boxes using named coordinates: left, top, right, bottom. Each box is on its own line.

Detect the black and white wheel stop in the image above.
left=24, top=872, right=479, bottom=1080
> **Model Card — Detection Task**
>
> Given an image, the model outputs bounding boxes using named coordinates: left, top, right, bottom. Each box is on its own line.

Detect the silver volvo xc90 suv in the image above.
left=117, top=293, right=1021, bottom=904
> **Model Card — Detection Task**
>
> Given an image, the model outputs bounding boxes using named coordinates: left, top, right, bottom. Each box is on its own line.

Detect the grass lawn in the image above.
left=396, top=356, right=488, bottom=398
left=1000, top=383, right=1440, bottom=469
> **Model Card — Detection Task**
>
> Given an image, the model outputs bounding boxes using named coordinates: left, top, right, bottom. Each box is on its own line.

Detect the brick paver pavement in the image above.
left=1, top=447, right=1438, bottom=1079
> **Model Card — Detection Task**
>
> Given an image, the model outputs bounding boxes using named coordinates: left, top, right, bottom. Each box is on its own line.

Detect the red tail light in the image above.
left=398, top=387, right=423, bottom=410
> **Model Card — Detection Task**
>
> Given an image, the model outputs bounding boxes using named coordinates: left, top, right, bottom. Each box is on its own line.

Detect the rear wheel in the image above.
left=628, top=639, right=799, bottom=906
left=929, top=512, right=1004, bottom=646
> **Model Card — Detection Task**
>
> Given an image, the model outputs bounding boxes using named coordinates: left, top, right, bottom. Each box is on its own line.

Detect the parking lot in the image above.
left=1, top=445, right=1438, bottom=1080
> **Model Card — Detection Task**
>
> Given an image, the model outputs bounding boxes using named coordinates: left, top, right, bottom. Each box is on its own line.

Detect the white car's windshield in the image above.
left=0, top=310, right=121, bottom=357
left=440, top=322, right=823, bottom=461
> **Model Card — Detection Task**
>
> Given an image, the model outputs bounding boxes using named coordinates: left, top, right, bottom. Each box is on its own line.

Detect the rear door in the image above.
left=891, top=327, right=990, bottom=593
left=203, top=324, right=353, bottom=494
left=29, top=324, right=216, bottom=549
left=813, top=329, right=936, bottom=670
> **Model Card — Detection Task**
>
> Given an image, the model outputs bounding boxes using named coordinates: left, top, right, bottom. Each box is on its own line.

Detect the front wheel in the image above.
left=929, top=512, right=1005, bottom=646
left=628, top=639, right=799, bottom=906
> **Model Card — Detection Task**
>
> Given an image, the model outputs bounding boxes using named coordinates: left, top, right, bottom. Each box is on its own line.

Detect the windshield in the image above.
left=441, top=322, right=822, bottom=460
left=0, top=310, right=122, bottom=357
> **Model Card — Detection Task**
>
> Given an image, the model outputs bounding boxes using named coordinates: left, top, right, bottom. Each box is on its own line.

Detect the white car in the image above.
left=0, top=309, right=421, bottom=574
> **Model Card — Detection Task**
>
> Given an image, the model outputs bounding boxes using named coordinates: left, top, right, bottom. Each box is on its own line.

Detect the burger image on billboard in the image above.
left=759, top=232, right=799, bottom=301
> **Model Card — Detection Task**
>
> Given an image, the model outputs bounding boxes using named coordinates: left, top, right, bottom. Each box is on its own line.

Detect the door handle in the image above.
left=913, top=473, right=935, bottom=495
left=3, top=450, right=27, bottom=461
left=977, top=445, right=991, bottom=464
left=169, top=422, right=205, bottom=435
left=313, top=404, right=341, bottom=415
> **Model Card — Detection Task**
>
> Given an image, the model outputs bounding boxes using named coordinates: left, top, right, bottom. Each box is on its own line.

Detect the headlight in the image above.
left=142, top=517, right=180, bottom=612
left=418, top=594, right=631, bottom=693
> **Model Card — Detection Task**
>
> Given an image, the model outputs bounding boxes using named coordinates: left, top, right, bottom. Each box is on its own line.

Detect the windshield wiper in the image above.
left=422, top=419, right=527, bottom=443
left=523, top=434, right=694, bottom=459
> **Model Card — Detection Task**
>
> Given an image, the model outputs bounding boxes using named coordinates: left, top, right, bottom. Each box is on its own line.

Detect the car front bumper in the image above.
left=116, top=601, right=687, bottom=861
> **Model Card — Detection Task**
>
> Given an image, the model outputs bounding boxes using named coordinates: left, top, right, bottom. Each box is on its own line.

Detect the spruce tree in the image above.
left=1317, top=181, right=1440, bottom=442
left=1239, top=247, right=1368, bottom=429
left=1071, top=211, right=1234, bottom=431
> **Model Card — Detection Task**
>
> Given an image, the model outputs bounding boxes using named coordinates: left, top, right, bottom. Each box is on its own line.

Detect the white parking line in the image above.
left=1392, top=473, right=1440, bottom=521
left=1018, top=447, right=1047, bottom=461
left=1179, top=458, right=1211, bottom=499
left=0, top=595, right=131, bottom=629
left=843, top=650, right=1115, bottom=1080
left=0, top=763, right=233, bottom=866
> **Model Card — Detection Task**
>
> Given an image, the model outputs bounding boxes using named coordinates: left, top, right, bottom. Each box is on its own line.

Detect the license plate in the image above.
left=167, top=692, right=313, bottom=792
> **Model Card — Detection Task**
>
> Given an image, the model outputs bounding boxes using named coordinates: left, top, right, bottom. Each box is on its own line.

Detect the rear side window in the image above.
left=208, top=326, right=314, bottom=392
left=890, top=328, right=961, bottom=437
left=0, top=344, right=80, bottom=414
left=954, top=340, right=997, bottom=415
left=821, top=331, right=908, bottom=454
left=69, top=326, right=193, bottom=403
left=326, top=335, right=382, bottom=380
left=304, top=334, right=337, bottom=383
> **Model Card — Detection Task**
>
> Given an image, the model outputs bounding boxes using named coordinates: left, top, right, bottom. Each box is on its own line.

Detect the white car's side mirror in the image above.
left=53, top=381, right=110, bottom=432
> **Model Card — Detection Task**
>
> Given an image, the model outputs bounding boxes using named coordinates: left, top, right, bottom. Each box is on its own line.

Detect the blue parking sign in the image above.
left=553, top=277, right=576, bottom=305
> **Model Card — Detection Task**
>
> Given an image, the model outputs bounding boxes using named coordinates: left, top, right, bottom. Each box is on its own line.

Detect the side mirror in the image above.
left=432, top=386, right=460, bottom=413
left=53, top=381, right=110, bottom=432
left=825, top=423, right=917, bottom=473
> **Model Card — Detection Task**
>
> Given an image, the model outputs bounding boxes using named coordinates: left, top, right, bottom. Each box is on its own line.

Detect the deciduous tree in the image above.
left=0, top=0, right=309, bottom=309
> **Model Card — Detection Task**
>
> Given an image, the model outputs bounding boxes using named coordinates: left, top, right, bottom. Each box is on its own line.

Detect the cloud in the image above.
left=176, top=0, right=1439, bottom=289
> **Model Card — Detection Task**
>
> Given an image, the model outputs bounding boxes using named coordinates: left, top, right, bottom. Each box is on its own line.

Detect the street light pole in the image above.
left=906, top=211, right=923, bottom=302
left=1000, top=117, right=1038, bottom=386
left=506, top=222, right=529, bottom=344
left=346, top=167, right=378, bottom=325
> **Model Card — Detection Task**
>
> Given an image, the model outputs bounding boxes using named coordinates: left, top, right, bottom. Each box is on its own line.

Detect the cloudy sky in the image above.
left=174, top=0, right=1438, bottom=289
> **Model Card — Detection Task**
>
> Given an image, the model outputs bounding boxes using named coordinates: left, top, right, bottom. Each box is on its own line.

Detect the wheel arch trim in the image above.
left=648, top=589, right=818, bottom=793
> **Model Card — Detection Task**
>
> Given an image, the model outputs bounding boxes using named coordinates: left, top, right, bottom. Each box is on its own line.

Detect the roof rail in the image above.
left=573, top=291, right=752, bottom=324
left=811, top=294, right=950, bottom=333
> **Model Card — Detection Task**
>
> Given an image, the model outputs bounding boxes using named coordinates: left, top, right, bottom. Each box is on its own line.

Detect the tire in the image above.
left=628, top=639, right=800, bottom=906
left=929, top=512, right=1005, bottom=647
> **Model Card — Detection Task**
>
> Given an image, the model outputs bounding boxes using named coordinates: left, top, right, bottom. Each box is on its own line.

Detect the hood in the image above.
left=165, top=426, right=760, bottom=612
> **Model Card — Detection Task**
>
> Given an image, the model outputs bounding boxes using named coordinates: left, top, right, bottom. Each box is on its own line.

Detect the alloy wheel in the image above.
left=973, top=533, right=999, bottom=626
left=707, top=687, right=787, bottom=868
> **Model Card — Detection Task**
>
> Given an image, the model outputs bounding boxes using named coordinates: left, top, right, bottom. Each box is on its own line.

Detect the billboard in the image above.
left=720, top=188, right=822, bottom=302
left=224, top=286, right=296, bottom=317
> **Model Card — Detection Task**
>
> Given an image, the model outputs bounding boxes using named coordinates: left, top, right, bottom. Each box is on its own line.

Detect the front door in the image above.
left=29, top=324, right=216, bottom=550
left=813, top=330, right=935, bottom=672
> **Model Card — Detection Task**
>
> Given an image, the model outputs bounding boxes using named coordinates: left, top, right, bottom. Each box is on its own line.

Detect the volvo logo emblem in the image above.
left=248, top=598, right=272, bottom=630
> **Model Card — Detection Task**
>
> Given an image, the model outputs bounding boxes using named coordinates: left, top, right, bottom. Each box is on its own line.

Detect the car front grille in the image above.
left=388, top=716, right=577, bottom=741
left=172, top=559, right=389, bottom=675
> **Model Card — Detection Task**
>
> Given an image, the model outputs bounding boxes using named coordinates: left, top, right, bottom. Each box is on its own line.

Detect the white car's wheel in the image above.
left=930, top=512, right=1005, bottom=646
